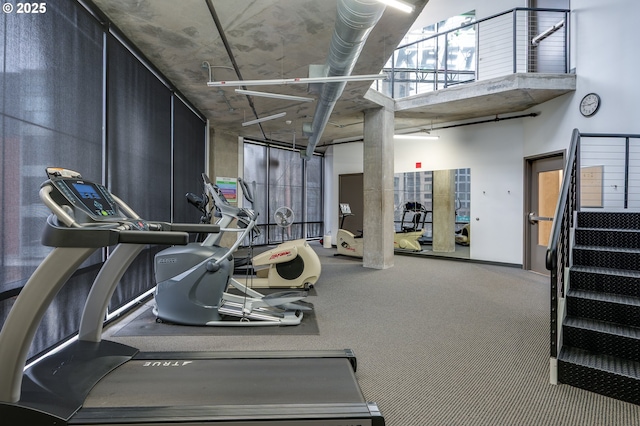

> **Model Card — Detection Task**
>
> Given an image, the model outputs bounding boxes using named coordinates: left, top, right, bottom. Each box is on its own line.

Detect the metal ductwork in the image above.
left=301, top=0, right=386, bottom=160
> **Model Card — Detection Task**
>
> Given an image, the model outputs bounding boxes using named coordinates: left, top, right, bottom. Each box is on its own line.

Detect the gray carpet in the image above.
left=104, top=242, right=640, bottom=426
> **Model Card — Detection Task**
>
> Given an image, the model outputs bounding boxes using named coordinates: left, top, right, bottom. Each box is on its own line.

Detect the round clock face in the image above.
left=580, top=93, right=600, bottom=117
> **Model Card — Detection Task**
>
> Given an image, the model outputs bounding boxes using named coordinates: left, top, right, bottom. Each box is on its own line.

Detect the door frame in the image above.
left=338, top=173, right=364, bottom=234
left=523, top=150, right=565, bottom=271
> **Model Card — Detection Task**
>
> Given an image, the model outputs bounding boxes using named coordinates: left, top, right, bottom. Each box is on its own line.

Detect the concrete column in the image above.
left=362, top=105, right=395, bottom=269
left=209, top=128, right=240, bottom=248
left=432, top=169, right=455, bottom=252
left=209, top=128, right=239, bottom=181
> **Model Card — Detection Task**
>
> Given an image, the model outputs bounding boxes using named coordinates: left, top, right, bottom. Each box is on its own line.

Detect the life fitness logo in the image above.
left=269, top=250, right=293, bottom=261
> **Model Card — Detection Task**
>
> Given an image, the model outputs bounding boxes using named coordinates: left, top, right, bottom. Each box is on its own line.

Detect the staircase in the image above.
left=558, top=211, right=640, bottom=404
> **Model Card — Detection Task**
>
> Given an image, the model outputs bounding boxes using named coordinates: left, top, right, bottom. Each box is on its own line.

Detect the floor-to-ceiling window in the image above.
left=243, top=141, right=323, bottom=244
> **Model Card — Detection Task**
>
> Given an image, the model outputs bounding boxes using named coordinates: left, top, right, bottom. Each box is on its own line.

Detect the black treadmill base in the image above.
left=71, top=402, right=385, bottom=425
left=4, top=342, right=382, bottom=425
left=1, top=401, right=385, bottom=426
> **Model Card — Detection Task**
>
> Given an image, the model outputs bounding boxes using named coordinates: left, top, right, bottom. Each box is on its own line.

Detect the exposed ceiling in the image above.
left=89, top=0, right=576, bottom=154
left=90, top=0, right=429, bottom=152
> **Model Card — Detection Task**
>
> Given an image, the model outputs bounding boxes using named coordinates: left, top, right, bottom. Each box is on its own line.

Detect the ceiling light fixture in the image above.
left=208, top=74, right=387, bottom=88
left=393, top=133, right=439, bottom=140
left=242, top=112, right=287, bottom=127
left=235, top=89, right=314, bottom=103
left=376, top=0, right=415, bottom=13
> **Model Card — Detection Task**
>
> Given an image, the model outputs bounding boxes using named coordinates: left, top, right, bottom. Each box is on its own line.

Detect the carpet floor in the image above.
left=105, top=243, right=640, bottom=426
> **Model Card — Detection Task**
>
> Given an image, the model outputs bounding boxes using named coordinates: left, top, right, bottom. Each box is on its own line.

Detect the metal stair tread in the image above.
left=570, top=265, right=640, bottom=278
left=576, top=227, right=640, bottom=233
left=564, top=315, right=640, bottom=339
left=573, top=244, right=640, bottom=254
left=567, top=288, right=640, bottom=307
left=559, top=346, right=640, bottom=379
left=560, top=345, right=640, bottom=378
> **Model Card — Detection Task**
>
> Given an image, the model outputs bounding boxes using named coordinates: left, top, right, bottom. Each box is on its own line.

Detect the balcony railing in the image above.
left=373, top=7, right=570, bottom=99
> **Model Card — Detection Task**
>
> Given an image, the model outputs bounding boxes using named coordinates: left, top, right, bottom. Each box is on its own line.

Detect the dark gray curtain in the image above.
left=173, top=98, right=207, bottom=225
left=106, top=35, right=172, bottom=311
left=0, top=0, right=207, bottom=359
left=0, top=0, right=103, bottom=359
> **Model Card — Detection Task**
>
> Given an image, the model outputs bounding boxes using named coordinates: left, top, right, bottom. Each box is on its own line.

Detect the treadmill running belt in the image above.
left=83, top=357, right=365, bottom=408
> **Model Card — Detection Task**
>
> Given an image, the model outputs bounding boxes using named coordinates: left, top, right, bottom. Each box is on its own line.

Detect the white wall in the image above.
left=523, top=0, right=640, bottom=208
left=326, top=0, right=640, bottom=265
left=394, top=120, right=525, bottom=264
left=523, top=0, right=640, bottom=155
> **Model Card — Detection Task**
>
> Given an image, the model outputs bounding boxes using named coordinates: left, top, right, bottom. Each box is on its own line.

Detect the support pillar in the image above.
left=362, top=106, right=395, bottom=269
left=432, top=169, right=456, bottom=252
left=209, top=128, right=241, bottom=248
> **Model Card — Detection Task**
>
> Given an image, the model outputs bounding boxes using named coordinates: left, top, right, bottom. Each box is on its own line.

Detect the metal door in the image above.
left=527, top=155, right=564, bottom=274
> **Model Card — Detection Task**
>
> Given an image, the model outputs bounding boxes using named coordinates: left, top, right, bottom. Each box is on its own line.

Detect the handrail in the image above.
left=545, top=128, right=580, bottom=359
left=395, top=7, right=570, bottom=52
left=381, top=7, right=571, bottom=98
left=546, top=128, right=579, bottom=272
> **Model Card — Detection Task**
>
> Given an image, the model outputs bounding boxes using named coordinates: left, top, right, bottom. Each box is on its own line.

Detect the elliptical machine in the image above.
left=197, top=173, right=321, bottom=289
left=153, top=176, right=312, bottom=326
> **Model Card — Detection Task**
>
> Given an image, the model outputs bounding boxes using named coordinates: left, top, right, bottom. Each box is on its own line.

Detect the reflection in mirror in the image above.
left=393, top=168, right=471, bottom=258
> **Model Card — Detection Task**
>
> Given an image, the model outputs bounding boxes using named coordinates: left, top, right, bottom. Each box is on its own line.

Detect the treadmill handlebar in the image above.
left=118, top=230, right=189, bottom=245
left=168, top=223, right=221, bottom=234
left=42, top=216, right=191, bottom=247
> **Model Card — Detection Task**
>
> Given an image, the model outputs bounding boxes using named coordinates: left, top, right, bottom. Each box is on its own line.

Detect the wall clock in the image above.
left=580, top=93, right=601, bottom=117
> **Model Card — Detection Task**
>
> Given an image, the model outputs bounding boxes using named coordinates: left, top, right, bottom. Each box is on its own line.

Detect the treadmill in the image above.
left=0, top=168, right=385, bottom=425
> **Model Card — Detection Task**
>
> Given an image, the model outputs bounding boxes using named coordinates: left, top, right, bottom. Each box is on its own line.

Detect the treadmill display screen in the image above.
left=73, top=183, right=102, bottom=200
left=68, top=181, right=118, bottom=217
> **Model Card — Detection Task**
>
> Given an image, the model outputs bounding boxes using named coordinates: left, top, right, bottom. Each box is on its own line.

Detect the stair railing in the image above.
left=546, top=129, right=640, bottom=376
left=546, top=128, right=580, bottom=362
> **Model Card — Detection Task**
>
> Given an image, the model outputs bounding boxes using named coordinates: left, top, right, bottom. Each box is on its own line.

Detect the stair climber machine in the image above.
left=195, top=173, right=321, bottom=289
left=153, top=174, right=312, bottom=326
left=0, top=167, right=385, bottom=425
left=336, top=203, right=364, bottom=257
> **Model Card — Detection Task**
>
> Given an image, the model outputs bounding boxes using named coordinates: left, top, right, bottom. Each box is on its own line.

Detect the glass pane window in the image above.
left=244, top=142, right=322, bottom=243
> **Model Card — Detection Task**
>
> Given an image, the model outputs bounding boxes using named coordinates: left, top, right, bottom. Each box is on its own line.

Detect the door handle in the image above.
left=529, top=212, right=553, bottom=225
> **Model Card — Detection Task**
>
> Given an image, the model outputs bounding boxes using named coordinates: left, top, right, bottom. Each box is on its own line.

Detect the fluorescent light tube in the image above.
left=376, top=0, right=414, bottom=13
left=208, top=74, right=387, bottom=88
left=235, top=89, right=314, bottom=102
left=393, top=134, right=439, bottom=140
left=242, top=112, right=287, bottom=127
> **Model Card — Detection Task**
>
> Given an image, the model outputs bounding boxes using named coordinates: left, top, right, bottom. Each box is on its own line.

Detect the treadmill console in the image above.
left=44, top=168, right=128, bottom=223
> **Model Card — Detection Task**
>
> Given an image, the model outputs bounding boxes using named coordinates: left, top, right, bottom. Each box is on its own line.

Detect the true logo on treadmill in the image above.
left=142, top=361, right=193, bottom=367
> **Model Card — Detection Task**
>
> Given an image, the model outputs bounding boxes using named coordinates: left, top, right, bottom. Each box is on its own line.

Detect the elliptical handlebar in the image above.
left=238, top=177, right=255, bottom=205
left=200, top=173, right=260, bottom=235
left=188, top=174, right=260, bottom=260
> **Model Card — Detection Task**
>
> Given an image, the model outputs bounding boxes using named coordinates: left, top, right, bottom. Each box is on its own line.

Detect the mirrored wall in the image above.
left=394, top=168, right=471, bottom=258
